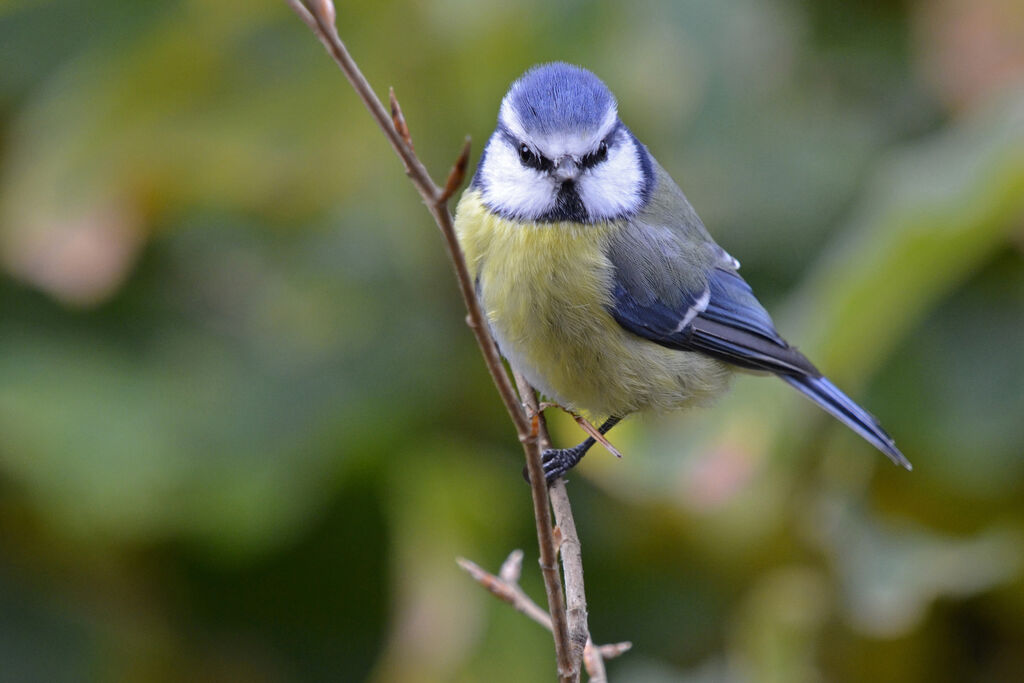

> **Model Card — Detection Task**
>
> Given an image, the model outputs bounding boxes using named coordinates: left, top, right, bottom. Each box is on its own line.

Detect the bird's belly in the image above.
left=456, top=197, right=729, bottom=417
left=483, top=246, right=625, bottom=415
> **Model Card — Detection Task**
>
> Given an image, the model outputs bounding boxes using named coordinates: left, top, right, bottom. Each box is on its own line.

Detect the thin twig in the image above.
left=458, top=553, right=632, bottom=680
left=457, top=553, right=553, bottom=630
left=440, top=137, right=473, bottom=203
left=286, top=1, right=526, bottom=433
left=285, top=2, right=582, bottom=680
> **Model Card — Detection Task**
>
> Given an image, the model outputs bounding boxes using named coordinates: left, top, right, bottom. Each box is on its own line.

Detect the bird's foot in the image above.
left=540, top=444, right=588, bottom=484
left=522, top=447, right=585, bottom=484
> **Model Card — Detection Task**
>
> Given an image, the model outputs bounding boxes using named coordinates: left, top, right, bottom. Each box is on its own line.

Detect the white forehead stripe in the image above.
left=499, top=98, right=529, bottom=143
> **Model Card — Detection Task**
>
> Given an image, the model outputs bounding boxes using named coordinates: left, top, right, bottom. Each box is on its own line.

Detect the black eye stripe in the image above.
left=506, top=126, right=613, bottom=173
left=580, top=140, right=609, bottom=169
left=518, top=143, right=552, bottom=171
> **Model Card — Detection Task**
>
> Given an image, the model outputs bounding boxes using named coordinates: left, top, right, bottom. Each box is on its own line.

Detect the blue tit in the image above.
left=454, top=62, right=911, bottom=481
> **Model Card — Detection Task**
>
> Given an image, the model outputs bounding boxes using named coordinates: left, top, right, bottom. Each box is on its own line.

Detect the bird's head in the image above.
left=472, top=63, right=653, bottom=224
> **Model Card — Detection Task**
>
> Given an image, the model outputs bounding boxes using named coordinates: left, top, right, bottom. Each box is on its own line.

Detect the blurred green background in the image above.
left=1, top=0, right=1023, bottom=680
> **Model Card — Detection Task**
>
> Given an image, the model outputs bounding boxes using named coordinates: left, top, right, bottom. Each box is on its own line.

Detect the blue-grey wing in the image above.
left=612, top=264, right=817, bottom=376
left=609, top=259, right=911, bottom=469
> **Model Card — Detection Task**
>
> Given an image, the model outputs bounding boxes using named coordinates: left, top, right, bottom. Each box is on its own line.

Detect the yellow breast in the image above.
left=454, top=190, right=730, bottom=417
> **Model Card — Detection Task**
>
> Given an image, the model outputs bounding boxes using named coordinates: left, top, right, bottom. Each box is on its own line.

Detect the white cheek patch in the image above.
left=577, top=138, right=645, bottom=221
left=479, top=139, right=558, bottom=219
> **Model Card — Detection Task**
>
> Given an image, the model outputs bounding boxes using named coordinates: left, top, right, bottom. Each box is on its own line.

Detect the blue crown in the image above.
left=505, top=63, right=617, bottom=136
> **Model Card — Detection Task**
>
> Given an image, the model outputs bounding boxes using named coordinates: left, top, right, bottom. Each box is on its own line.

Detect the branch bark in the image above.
left=284, top=2, right=601, bottom=680
left=515, top=374, right=591, bottom=671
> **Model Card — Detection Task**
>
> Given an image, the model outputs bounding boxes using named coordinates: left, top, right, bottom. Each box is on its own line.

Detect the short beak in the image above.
left=553, top=155, right=580, bottom=182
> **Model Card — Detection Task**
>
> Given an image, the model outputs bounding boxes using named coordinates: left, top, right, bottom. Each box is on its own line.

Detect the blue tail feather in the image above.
left=781, top=375, right=912, bottom=470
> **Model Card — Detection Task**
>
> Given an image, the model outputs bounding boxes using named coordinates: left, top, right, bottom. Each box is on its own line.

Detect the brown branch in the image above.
left=458, top=551, right=553, bottom=630
left=518, top=379, right=593, bottom=677
left=458, top=553, right=632, bottom=680
left=440, top=137, right=473, bottom=203
left=514, top=371, right=576, bottom=680
left=284, top=1, right=585, bottom=680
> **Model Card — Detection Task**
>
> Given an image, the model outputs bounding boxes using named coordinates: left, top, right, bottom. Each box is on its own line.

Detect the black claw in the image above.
left=520, top=446, right=585, bottom=485
left=541, top=446, right=585, bottom=483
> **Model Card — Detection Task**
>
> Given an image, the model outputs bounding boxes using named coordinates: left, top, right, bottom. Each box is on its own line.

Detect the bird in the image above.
left=453, top=62, right=911, bottom=483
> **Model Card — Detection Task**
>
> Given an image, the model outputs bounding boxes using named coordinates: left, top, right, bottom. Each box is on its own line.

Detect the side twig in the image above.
left=457, top=553, right=632, bottom=681
left=284, top=2, right=592, bottom=680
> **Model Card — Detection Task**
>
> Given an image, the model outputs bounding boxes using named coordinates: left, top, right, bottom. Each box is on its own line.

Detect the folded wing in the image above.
left=609, top=262, right=911, bottom=469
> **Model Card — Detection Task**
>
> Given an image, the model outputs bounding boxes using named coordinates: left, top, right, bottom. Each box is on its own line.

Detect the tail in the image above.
left=781, top=374, right=912, bottom=470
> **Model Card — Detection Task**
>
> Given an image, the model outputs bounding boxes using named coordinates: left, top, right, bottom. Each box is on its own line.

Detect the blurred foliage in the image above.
left=1, top=0, right=1023, bottom=681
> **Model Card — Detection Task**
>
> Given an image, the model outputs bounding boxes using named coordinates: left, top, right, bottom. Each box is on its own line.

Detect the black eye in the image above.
left=519, top=144, right=535, bottom=165
left=517, top=142, right=552, bottom=171
left=598, top=140, right=608, bottom=158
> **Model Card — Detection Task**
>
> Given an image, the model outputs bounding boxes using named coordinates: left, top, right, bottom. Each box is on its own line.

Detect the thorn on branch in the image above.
left=389, top=87, right=414, bottom=150
left=499, top=549, right=524, bottom=583
left=439, top=137, right=472, bottom=203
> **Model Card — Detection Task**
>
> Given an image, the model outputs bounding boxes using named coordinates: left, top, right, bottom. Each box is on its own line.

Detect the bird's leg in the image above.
left=541, top=416, right=621, bottom=484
